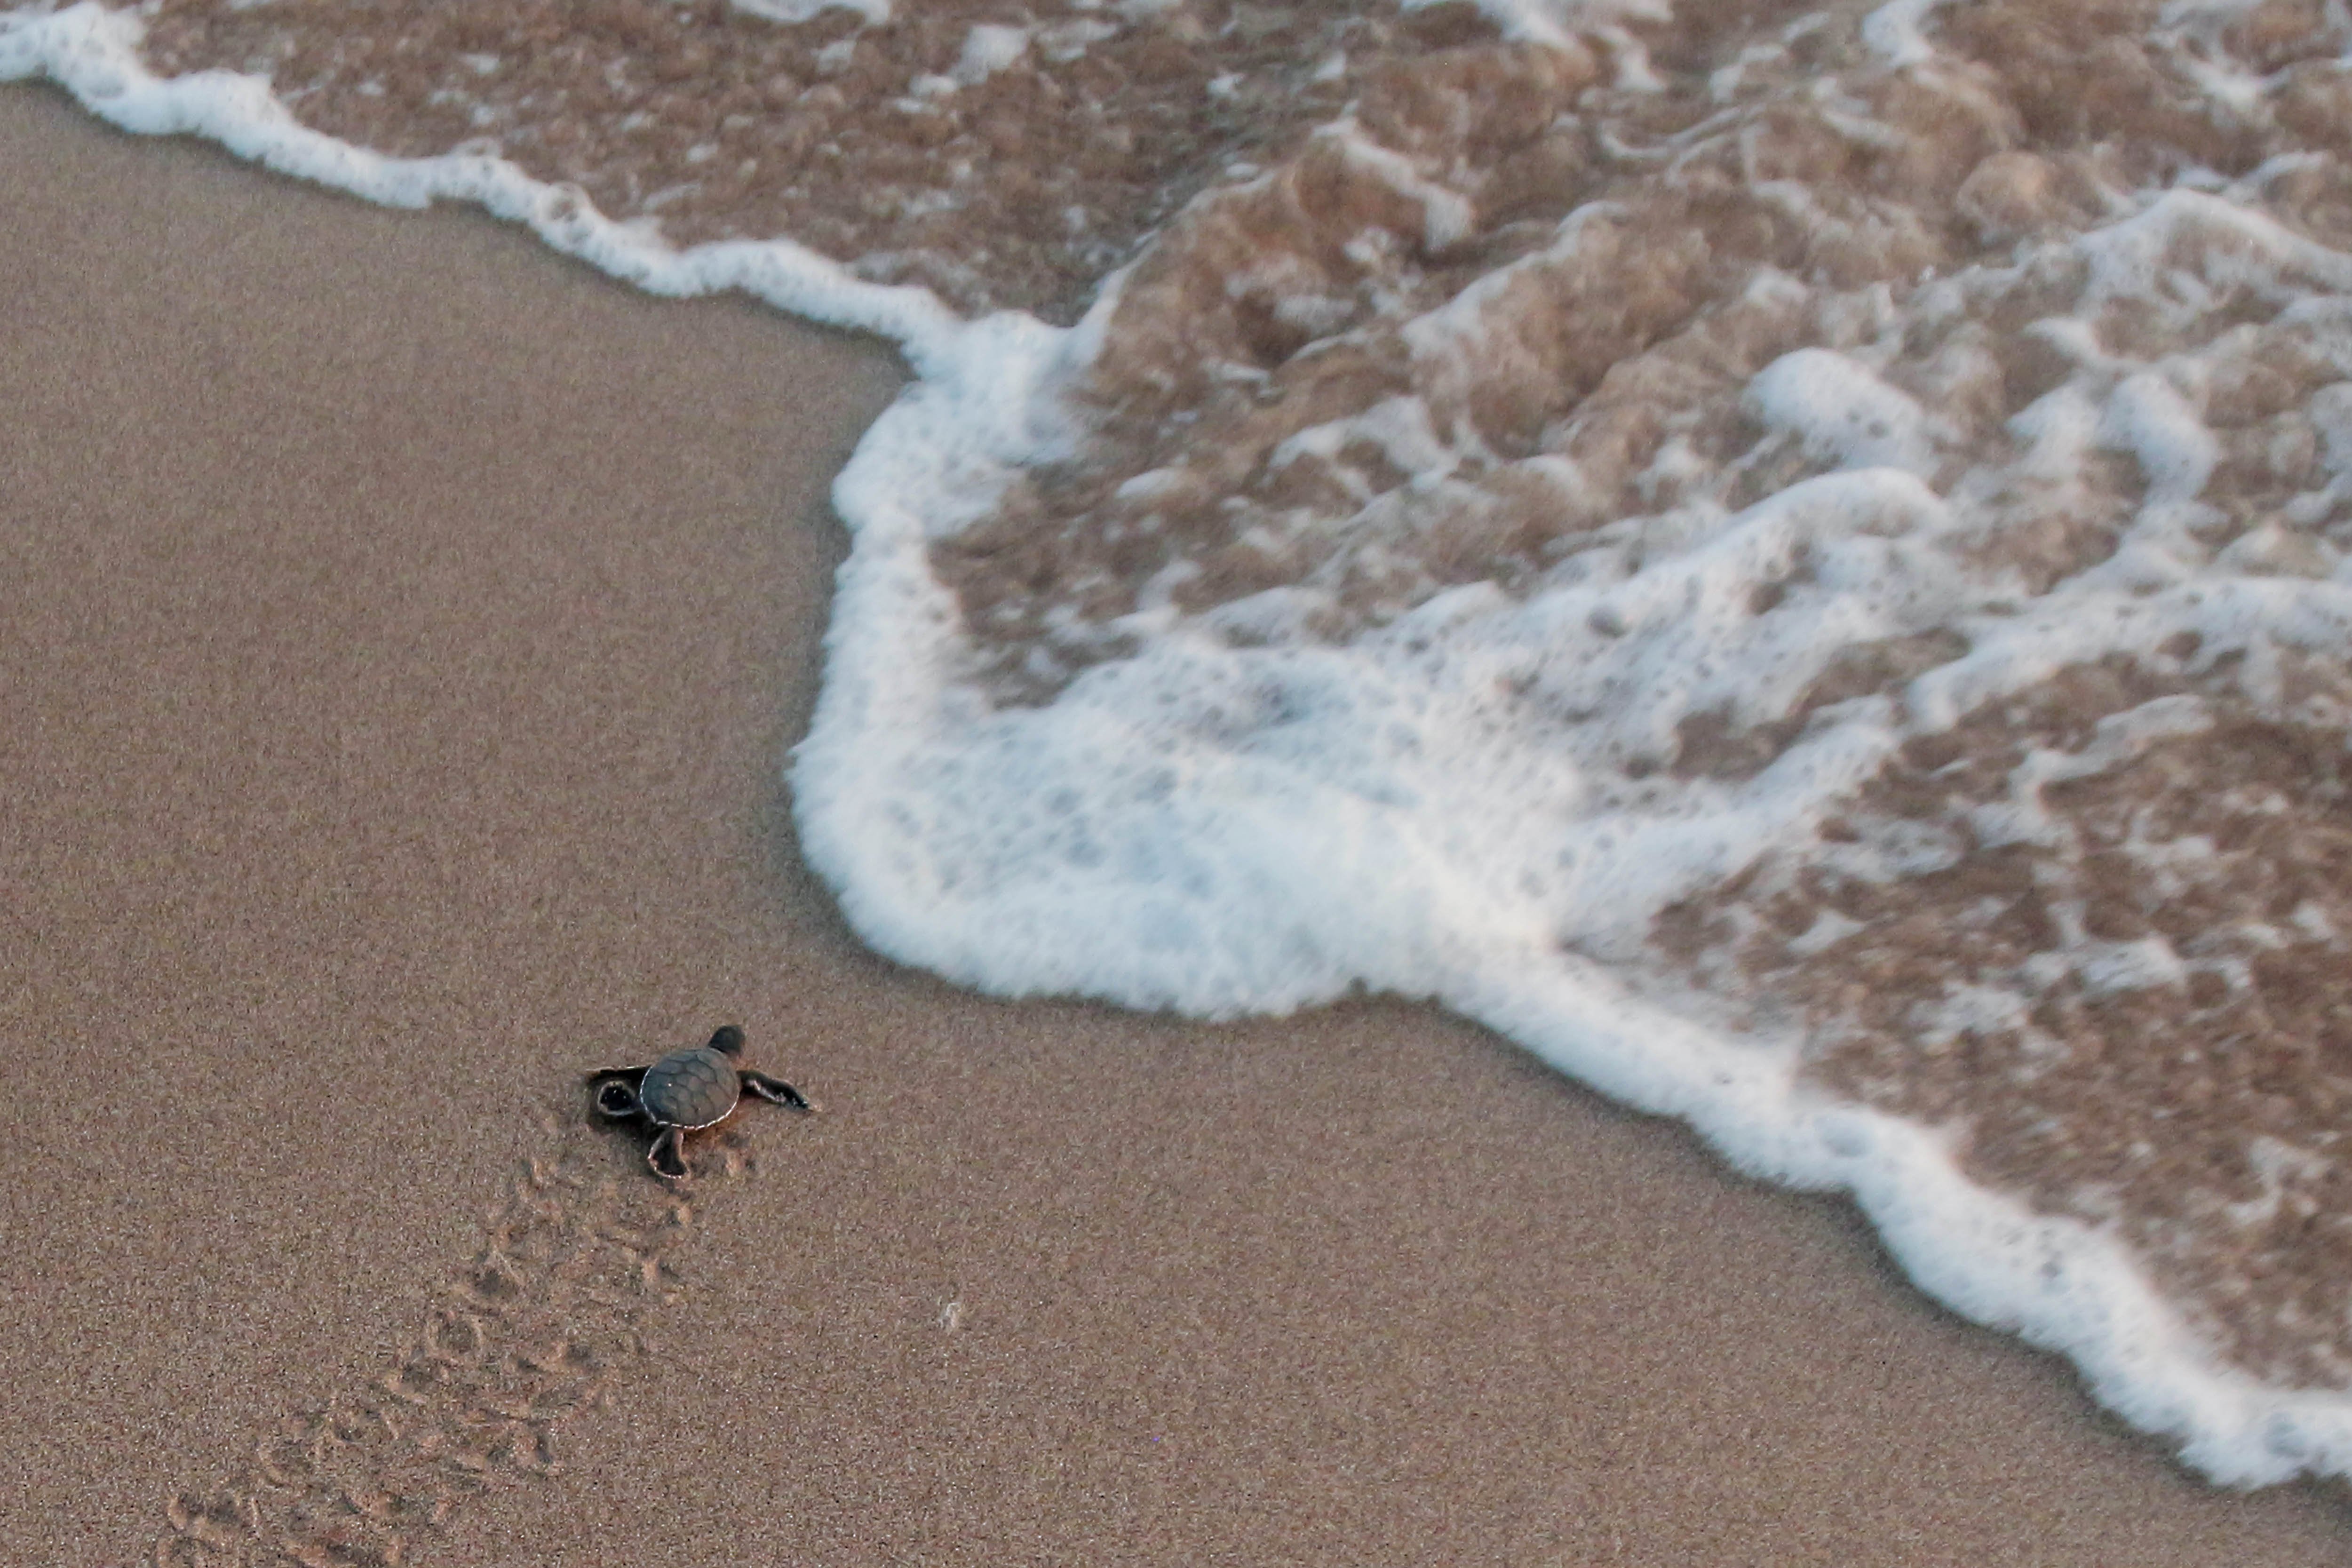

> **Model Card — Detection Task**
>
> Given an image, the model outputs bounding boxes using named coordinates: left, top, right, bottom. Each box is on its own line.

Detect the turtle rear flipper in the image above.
left=740, top=1071, right=809, bottom=1112
left=591, top=1072, right=649, bottom=1121
left=647, top=1125, right=691, bottom=1180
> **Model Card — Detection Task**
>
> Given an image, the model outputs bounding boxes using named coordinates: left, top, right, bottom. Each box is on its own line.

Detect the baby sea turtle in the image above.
left=587, top=1025, right=809, bottom=1179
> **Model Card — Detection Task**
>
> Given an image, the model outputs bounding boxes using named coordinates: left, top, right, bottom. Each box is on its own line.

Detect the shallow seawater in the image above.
left=12, top=0, right=2352, bottom=1488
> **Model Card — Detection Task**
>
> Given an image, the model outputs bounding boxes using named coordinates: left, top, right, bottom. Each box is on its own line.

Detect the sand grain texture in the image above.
left=5, top=86, right=2351, bottom=1566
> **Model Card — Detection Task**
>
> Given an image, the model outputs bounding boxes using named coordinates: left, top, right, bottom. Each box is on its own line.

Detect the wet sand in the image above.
left=5, top=83, right=2351, bottom=1566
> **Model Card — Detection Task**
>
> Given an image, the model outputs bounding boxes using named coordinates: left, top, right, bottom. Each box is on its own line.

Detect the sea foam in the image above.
left=11, top=0, right=2352, bottom=1488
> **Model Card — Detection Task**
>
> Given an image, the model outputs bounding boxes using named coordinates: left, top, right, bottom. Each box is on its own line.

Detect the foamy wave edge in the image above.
left=11, top=0, right=2352, bottom=1491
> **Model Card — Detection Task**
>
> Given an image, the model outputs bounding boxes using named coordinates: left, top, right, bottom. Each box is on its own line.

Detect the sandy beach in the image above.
left=7, top=81, right=2352, bottom=1566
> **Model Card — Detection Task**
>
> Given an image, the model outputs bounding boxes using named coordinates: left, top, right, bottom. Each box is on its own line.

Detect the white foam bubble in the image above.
left=1747, top=347, right=1939, bottom=476
left=1421, top=0, right=1671, bottom=50
left=731, top=0, right=892, bottom=28
left=1861, top=0, right=1956, bottom=67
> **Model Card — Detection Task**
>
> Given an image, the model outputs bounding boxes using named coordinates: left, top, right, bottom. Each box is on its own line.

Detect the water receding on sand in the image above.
left=12, top=0, right=2352, bottom=1490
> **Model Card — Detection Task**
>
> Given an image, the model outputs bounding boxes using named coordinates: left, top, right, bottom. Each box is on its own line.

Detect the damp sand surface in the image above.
left=6, top=86, right=2352, bottom=1567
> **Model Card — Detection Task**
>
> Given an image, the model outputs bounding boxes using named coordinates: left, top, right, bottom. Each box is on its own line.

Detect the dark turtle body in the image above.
left=640, top=1044, right=743, bottom=1130
left=587, top=1025, right=810, bottom=1179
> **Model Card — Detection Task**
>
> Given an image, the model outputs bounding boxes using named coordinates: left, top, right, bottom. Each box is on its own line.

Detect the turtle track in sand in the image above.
left=149, top=1107, right=759, bottom=1568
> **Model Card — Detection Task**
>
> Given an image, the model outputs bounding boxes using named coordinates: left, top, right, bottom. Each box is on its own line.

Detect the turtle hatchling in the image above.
left=587, top=1025, right=810, bottom=1179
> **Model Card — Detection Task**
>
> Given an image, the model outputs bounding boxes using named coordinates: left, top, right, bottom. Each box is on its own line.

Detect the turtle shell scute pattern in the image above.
left=637, top=1046, right=741, bottom=1130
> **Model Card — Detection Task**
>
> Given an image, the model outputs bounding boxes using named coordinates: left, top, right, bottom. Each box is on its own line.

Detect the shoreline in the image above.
left=5, top=84, right=2350, bottom=1566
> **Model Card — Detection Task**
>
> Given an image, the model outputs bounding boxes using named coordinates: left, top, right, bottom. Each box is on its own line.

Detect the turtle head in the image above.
left=707, top=1025, right=746, bottom=1057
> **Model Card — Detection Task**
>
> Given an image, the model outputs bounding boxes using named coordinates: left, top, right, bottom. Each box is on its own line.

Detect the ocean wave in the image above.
left=12, top=0, right=2352, bottom=1488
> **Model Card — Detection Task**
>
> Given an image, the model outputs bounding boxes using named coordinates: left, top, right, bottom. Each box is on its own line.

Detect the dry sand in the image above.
left=5, top=83, right=2351, bottom=1566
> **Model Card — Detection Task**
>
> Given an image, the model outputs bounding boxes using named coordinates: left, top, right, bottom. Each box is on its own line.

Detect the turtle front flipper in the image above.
left=647, top=1125, right=691, bottom=1180
left=740, top=1070, right=810, bottom=1112
left=588, top=1068, right=650, bottom=1121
